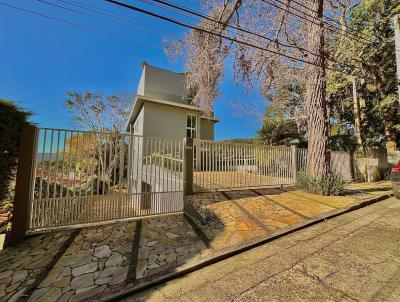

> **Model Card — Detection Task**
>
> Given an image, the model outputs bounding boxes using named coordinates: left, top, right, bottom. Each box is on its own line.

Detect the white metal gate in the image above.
left=193, top=140, right=297, bottom=192
left=29, top=128, right=184, bottom=232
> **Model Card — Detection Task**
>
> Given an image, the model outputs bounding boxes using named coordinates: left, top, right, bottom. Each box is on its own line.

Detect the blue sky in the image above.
left=0, top=0, right=265, bottom=140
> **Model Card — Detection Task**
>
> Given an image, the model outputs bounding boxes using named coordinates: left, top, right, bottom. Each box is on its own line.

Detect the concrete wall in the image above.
left=142, top=64, right=187, bottom=103
left=142, top=102, right=199, bottom=139
left=132, top=106, right=144, bottom=135
left=137, top=70, right=145, bottom=96
left=200, top=119, right=214, bottom=140
left=297, top=149, right=353, bottom=180
left=331, top=151, right=353, bottom=181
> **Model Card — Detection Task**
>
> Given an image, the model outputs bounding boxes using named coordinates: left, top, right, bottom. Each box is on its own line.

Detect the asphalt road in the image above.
left=123, top=197, right=400, bottom=302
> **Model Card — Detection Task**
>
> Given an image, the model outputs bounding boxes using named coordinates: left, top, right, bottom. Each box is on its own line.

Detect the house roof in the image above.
left=126, top=95, right=219, bottom=131
left=200, top=116, right=220, bottom=122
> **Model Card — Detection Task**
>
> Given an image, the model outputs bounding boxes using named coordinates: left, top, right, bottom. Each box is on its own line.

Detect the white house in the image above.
left=126, top=62, right=219, bottom=140
left=125, top=63, right=219, bottom=213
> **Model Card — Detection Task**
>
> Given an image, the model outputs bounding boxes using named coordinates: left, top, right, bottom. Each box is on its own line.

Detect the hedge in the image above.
left=0, top=100, right=32, bottom=211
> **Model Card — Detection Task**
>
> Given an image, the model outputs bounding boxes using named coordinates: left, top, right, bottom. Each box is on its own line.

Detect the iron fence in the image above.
left=29, top=128, right=184, bottom=231
left=193, top=140, right=296, bottom=192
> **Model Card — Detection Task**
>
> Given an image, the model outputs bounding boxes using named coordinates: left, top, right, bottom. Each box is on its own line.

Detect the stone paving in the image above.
left=187, top=190, right=305, bottom=251
left=185, top=192, right=229, bottom=223
left=0, top=182, right=392, bottom=301
left=29, top=222, right=136, bottom=302
left=0, top=230, right=75, bottom=302
left=187, top=191, right=270, bottom=251
left=254, top=188, right=336, bottom=218
left=136, top=215, right=207, bottom=280
left=226, top=190, right=303, bottom=231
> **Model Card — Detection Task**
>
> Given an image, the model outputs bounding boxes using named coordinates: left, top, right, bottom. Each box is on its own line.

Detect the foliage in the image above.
left=220, top=138, right=258, bottom=144
left=183, top=85, right=198, bottom=106
left=296, top=171, right=348, bottom=196
left=258, top=105, right=306, bottom=146
left=62, top=132, right=99, bottom=177
left=33, top=176, right=110, bottom=199
left=34, top=177, right=71, bottom=199
left=0, top=100, right=32, bottom=211
left=65, top=92, right=133, bottom=133
left=330, top=133, right=358, bottom=152
left=328, top=0, right=400, bottom=149
left=2, top=181, right=15, bottom=213
left=65, top=93, right=132, bottom=188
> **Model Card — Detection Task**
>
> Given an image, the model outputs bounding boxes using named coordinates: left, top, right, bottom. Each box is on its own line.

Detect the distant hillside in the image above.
left=36, top=153, right=58, bottom=161
left=219, top=138, right=259, bottom=144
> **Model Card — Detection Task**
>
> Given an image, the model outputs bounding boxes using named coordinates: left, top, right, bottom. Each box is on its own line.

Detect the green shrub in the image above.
left=296, top=171, right=348, bottom=196
left=0, top=100, right=32, bottom=212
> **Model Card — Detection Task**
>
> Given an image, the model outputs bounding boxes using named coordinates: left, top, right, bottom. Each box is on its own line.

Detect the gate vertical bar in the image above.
left=118, top=134, right=125, bottom=218
left=291, top=145, right=297, bottom=184
left=9, top=125, right=38, bottom=246
left=183, top=138, right=193, bottom=196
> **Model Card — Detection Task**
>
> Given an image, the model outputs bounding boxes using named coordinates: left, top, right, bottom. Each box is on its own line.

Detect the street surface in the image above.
left=125, top=197, right=400, bottom=302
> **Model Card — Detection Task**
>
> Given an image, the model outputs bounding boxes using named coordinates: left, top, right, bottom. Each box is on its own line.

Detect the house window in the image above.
left=186, top=114, right=197, bottom=138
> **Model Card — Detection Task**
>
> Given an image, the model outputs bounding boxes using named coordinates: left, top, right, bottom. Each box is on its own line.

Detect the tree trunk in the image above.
left=351, top=77, right=366, bottom=156
left=306, top=0, right=330, bottom=178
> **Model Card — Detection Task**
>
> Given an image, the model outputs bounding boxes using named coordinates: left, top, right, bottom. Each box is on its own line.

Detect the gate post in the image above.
left=8, top=125, right=38, bottom=246
left=183, top=138, right=193, bottom=196
left=291, top=145, right=298, bottom=184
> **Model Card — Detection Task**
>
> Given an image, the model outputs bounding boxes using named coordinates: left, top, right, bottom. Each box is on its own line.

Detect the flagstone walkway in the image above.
left=0, top=182, right=392, bottom=301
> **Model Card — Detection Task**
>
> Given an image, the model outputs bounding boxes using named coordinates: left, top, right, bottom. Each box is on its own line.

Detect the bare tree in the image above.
left=65, top=92, right=133, bottom=189
left=65, top=92, right=133, bottom=133
left=166, top=0, right=359, bottom=178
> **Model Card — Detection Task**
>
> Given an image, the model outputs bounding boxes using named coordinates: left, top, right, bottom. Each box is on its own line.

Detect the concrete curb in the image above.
left=101, top=193, right=393, bottom=302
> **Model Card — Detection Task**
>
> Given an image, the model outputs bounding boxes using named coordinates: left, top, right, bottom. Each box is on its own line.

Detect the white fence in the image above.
left=192, top=143, right=355, bottom=192
left=26, top=127, right=357, bottom=231
left=29, top=128, right=184, bottom=231
left=193, top=140, right=296, bottom=192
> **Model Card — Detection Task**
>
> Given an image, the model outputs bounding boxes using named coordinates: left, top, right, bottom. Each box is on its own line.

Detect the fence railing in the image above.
left=29, top=128, right=184, bottom=231
left=193, top=140, right=296, bottom=192
left=11, top=126, right=361, bottom=243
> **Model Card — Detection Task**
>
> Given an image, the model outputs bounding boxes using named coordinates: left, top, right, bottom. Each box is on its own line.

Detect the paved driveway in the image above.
left=125, top=197, right=400, bottom=302
left=0, top=182, right=393, bottom=301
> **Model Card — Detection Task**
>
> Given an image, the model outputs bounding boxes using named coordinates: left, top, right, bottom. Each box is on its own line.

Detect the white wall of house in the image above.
left=137, top=70, right=145, bottom=96
left=200, top=119, right=214, bottom=141
left=140, top=64, right=187, bottom=103
left=142, top=102, right=199, bottom=139
left=131, top=105, right=144, bottom=136
left=128, top=63, right=219, bottom=141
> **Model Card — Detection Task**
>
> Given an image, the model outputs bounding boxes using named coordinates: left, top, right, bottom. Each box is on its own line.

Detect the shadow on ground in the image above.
left=0, top=181, right=392, bottom=301
left=0, top=199, right=226, bottom=302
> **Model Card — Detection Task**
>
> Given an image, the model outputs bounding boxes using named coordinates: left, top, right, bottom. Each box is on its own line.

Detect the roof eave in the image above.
left=126, top=95, right=203, bottom=131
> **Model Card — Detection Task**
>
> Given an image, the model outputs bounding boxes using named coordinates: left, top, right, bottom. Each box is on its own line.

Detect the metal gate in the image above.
left=28, top=128, right=184, bottom=232
left=193, top=140, right=297, bottom=192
